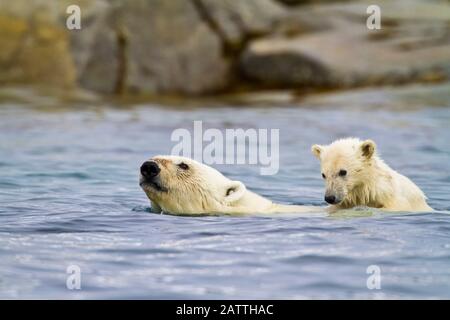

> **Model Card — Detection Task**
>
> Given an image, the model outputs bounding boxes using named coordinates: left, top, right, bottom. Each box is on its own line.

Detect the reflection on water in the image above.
left=0, top=85, right=450, bottom=299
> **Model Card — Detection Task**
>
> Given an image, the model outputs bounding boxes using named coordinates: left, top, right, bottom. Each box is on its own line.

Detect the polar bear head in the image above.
left=139, top=156, right=247, bottom=214
left=311, top=138, right=377, bottom=205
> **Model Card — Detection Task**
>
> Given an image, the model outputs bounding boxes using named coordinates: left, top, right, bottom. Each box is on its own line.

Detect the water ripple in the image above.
left=0, top=101, right=450, bottom=299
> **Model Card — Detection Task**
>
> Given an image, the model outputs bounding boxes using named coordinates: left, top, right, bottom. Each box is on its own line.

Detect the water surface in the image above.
left=0, top=86, right=449, bottom=299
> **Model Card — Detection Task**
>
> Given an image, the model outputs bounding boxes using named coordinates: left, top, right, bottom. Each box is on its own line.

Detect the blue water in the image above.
left=0, top=88, right=450, bottom=299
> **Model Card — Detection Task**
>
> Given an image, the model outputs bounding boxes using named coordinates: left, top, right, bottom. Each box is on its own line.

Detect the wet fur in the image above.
left=140, top=155, right=319, bottom=215
left=312, top=138, right=433, bottom=212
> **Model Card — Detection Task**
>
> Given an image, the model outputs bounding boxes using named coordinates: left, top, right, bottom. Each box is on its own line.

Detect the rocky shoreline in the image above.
left=0, top=0, right=449, bottom=98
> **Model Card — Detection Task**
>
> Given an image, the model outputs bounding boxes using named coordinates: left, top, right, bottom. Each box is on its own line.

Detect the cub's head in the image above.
left=311, top=138, right=377, bottom=205
left=139, top=156, right=246, bottom=214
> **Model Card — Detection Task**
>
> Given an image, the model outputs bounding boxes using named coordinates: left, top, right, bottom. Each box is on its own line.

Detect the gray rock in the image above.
left=110, top=0, right=229, bottom=95
left=240, top=0, right=450, bottom=89
left=66, top=0, right=114, bottom=93
left=82, top=0, right=286, bottom=95
left=195, top=0, right=285, bottom=49
left=240, top=40, right=336, bottom=87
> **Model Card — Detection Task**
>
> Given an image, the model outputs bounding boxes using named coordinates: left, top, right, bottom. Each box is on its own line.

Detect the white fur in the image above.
left=312, top=138, right=433, bottom=212
left=140, top=155, right=318, bottom=215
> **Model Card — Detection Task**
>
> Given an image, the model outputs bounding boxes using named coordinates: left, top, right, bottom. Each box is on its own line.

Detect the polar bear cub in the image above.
left=139, top=155, right=318, bottom=215
left=311, top=138, right=433, bottom=212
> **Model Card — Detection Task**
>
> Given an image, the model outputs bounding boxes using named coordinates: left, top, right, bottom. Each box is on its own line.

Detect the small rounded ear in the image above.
left=360, top=139, right=376, bottom=159
left=224, top=181, right=246, bottom=204
left=311, top=144, right=323, bottom=159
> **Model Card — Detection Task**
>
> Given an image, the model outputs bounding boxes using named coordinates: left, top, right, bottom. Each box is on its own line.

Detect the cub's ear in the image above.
left=311, top=144, right=323, bottom=159
left=360, top=139, right=376, bottom=159
left=224, top=181, right=246, bottom=204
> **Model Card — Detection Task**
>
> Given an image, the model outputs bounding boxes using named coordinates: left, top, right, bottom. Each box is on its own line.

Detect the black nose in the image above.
left=325, top=195, right=336, bottom=204
left=140, top=161, right=160, bottom=179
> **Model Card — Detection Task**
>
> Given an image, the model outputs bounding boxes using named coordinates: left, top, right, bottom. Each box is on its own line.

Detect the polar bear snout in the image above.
left=140, top=161, right=160, bottom=180
left=325, top=194, right=342, bottom=204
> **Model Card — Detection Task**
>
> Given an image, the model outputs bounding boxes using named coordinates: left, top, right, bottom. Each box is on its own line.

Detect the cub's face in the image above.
left=139, top=156, right=246, bottom=214
left=311, top=139, right=376, bottom=205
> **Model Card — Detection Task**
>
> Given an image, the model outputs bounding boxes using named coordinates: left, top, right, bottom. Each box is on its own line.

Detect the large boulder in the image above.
left=111, top=0, right=230, bottom=95
left=72, top=0, right=229, bottom=95
left=239, top=0, right=450, bottom=89
left=240, top=40, right=336, bottom=88
left=0, top=0, right=76, bottom=88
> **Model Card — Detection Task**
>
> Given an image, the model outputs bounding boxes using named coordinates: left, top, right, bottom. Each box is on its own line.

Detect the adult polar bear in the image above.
left=311, top=138, right=433, bottom=212
left=139, top=155, right=318, bottom=215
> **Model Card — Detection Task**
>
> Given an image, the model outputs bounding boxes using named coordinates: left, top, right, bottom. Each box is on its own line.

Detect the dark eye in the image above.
left=321, top=173, right=326, bottom=179
left=339, top=169, right=347, bottom=177
left=226, top=187, right=235, bottom=196
left=178, top=163, right=189, bottom=170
